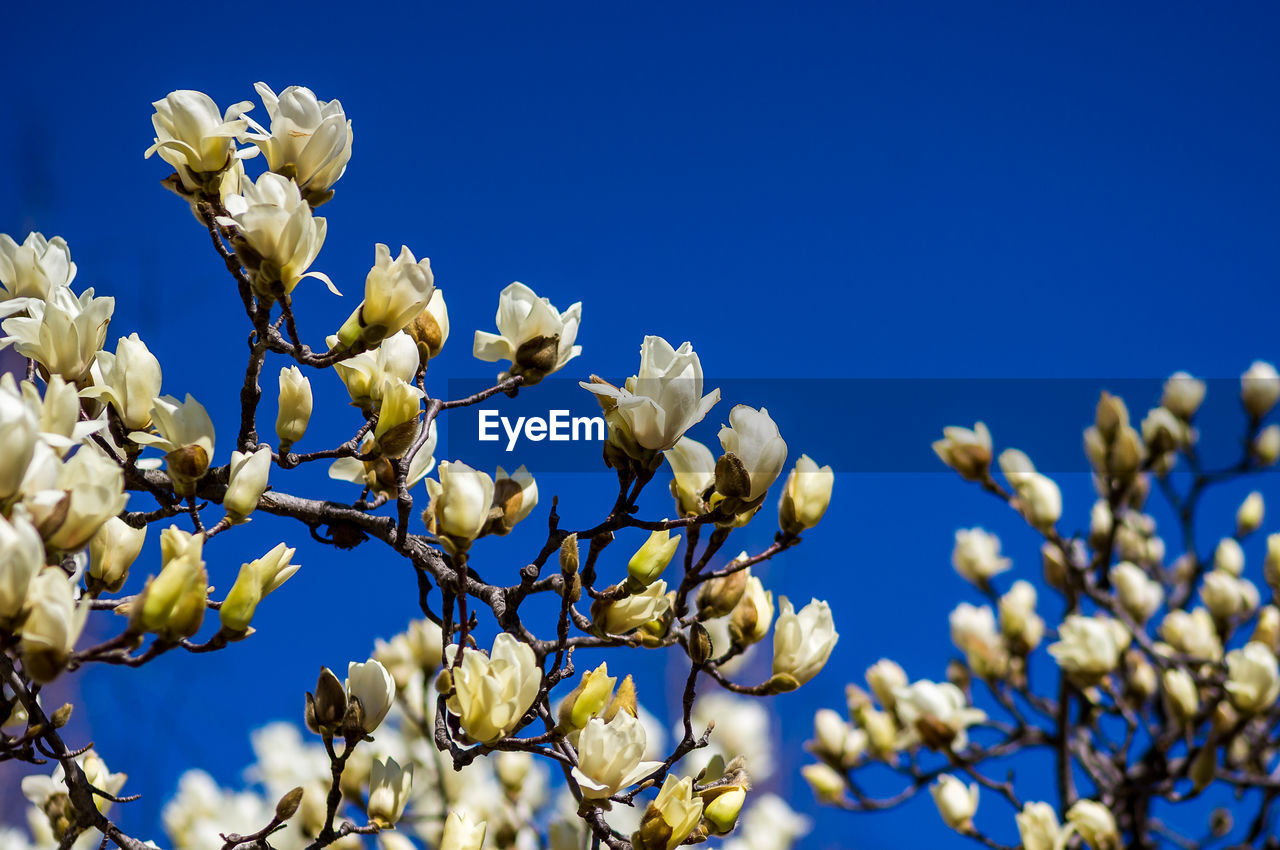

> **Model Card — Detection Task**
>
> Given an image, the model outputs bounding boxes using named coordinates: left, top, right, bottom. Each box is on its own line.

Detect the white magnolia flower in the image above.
left=951, top=528, right=1011, bottom=585
left=2, top=285, right=114, bottom=385
left=88, top=516, right=146, bottom=595
left=276, top=365, right=312, bottom=450
left=1016, top=801, right=1073, bottom=850
left=218, top=543, right=299, bottom=633
left=20, top=569, right=89, bottom=683
left=717, top=405, right=788, bottom=503
left=1048, top=615, right=1129, bottom=683
left=224, top=447, right=271, bottom=521
left=1162, top=371, right=1206, bottom=419
left=131, top=394, right=215, bottom=493
left=0, top=232, right=76, bottom=300
left=328, top=423, right=437, bottom=497
left=1159, top=607, right=1223, bottom=661
left=32, top=445, right=128, bottom=553
left=1110, top=562, right=1164, bottom=622
left=145, top=90, right=254, bottom=190
left=84, top=333, right=163, bottom=431
left=664, top=436, right=716, bottom=517
left=371, top=378, right=424, bottom=458
left=582, top=335, right=720, bottom=455
left=0, top=509, right=45, bottom=628
left=488, top=464, right=539, bottom=535
left=367, top=756, right=413, bottom=827
left=445, top=633, right=541, bottom=744
left=1162, top=667, right=1200, bottom=721
left=1242, top=360, right=1280, bottom=418
left=893, top=680, right=986, bottom=751
left=474, top=282, right=582, bottom=383
left=346, top=659, right=396, bottom=733
left=949, top=602, right=1006, bottom=677
left=932, top=421, right=992, bottom=480
left=425, top=460, right=496, bottom=553
left=779, top=454, right=833, bottom=535
left=336, top=243, right=435, bottom=349
left=1226, top=642, right=1280, bottom=714
left=598, top=580, right=671, bottom=636
left=929, top=774, right=977, bottom=832
left=997, top=449, right=1062, bottom=531
left=999, top=580, right=1044, bottom=650
left=0, top=377, right=38, bottom=502
left=330, top=331, right=419, bottom=411
left=1201, top=571, right=1260, bottom=622
left=865, top=659, right=909, bottom=710
left=1238, top=491, right=1265, bottom=536
left=245, top=82, right=353, bottom=203
left=407, top=286, right=450, bottom=362
left=1215, top=537, right=1245, bottom=576
left=440, top=810, right=487, bottom=850
left=219, top=171, right=334, bottom=299
left=641, top=773, right=703, bottom=850
left=1066, top=800, right=1120, bottom=850
left=571, top=711, right=663, bottom=799
left=811, top=709, right=867, bottom=768
left=771, top=597, right=838, bottom=686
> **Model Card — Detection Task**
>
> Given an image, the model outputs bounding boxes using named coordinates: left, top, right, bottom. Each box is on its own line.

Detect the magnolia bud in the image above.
left=932, top=422, right=992, bottom=481
left=440, top=810, right=486, bottom=850
left=801, top=762, right=846, bottom=803
left=627, top=529, right=679, bottom=589
left=406, top=289, right=450, bottom=364
left=88, top=517, right=145, bottom=596
left=1238, top=492, right=1265, bottom=537
left=306, top=667, right=348, bottom=736
left=1215, top=538, right=1245, bottom=577
left=1162, top=371, right=1206, bottom=419
left=1242, top=361, right=1280, bottom=419
left=633, top=774, right=703, bottom=850
left=697, top=554, right=750, bottom=619
left=865, top=659, right=908, bottom=710
left=276, top=366, right=312, bottom=452
left=1254, top=425, right=1280, bottom=466
left=728, top=576, right=774, bottom=648
left=1254, top=605, right=1280, bottom=652
left=485, top=465, right=538, bottom=536
left=778, top=454, right=834, bottom=535
left=1162, top=667, right=1199, bottom=723
left=225, top=446, right=271, bottom=521
left=930, top=774, right=978, bottom=833
left=557, top=663, right=616, bottom=732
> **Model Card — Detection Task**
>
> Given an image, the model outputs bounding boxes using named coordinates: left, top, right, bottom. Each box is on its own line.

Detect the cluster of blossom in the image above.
left=150, top=618, right=811, bottom=850
left=0, top=82, right=844, bottom=850
left=804, top=365, right=1280, bottom=847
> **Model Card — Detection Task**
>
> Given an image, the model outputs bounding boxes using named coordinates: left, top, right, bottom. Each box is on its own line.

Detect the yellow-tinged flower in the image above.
left=930, top=774, right=977, bottom=833
left=779, top=453, right=833, bottom=535
left=366, top=756, right=412, bottom=827
left=88, top=516, right=146, bottom=595
left=145, top=90, right=255, bottom=193
left=131, top=393, right=216, bottom=495
left=218, top=171, right=335, bottom=300
left=218, top=543, right=299, bottom=633
left=445, top=633, right=541, bottom=744
left=1016, top=801, right=1074, bottom=850
left=557, top=663, right=617, bottom=733
left=485, top=465, right=538, bottom=536
left=83, top=333, right=162, bottom=431
left=1225, top=642, right=1280, bottom=714
left=932, top=421, right=992, bottom=480
left=634, top=774, right=703, bottom=850
left=30, top=444, right=128, bottom=553
left=275, top=365, right=312, bottom=450
left=0, top=232, right=76, bottom=301
left=224, top=446, right=271, bottom=521
left=664, top=437, right=715, bottom=517
left=1066, top=800, right=1120, bottom=850
left=346, top=658, right=396, bottom=733
left=771, top=597, right=837, bottom=687
left=20, top=569, right=89, bottom=683
left=439, top=810, right=487, bottom=850
left=424, top=461, right=495, bottom=554
left=474, top=282, right=582, bottom=385
left=628, top=529, right=680, bottom=589
left=132, top=544, right=208, bottom=642
left=596, top=580, right=671, bottom=637
left=0, top=508, right=44, bottom=629
left=336, top=244, right=435, bottom=350
left=571, top=711, right=663, bottom=799
left=2, top=285, right=114, bottom=385
left=245, top=82, right=353, bottom=205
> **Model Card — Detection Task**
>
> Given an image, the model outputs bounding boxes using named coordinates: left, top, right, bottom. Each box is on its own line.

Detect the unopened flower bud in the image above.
left=87, top=517, right=145, bottom=596
left=1242, top=361, right=1280, bottom=419
left=628, top=529, right=679, bottom=589
left=1238, top=491, right=1265, bottom=537
left=1254, top=425, right=1280, bottom=466
left=276, top=366, right=312, bottom=451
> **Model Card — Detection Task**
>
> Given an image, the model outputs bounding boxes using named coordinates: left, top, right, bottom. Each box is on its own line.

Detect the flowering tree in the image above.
left=0, top=84, right=838, bottom=850
left=803, top=371, right=1280, bottom=848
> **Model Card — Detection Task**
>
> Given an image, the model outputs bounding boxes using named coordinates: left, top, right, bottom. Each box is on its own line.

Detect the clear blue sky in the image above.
left=3, top=2, right=1280, bottom=847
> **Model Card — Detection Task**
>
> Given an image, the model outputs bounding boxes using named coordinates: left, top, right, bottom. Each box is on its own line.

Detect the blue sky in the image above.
left=3, top=2, right=1280, bottom=847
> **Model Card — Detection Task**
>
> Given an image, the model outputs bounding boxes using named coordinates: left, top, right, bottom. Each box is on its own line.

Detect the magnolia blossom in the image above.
left=331, top=331, right=419, bottom=411
left=1242, top=360, right=1280, bottom=418
left=474, top=282, right=582, bottom=383
left=1016, top=801, right=1073, bottom=850
left=224, top=447, right=271, bottom=521
left=1214, top=537, right=1245, bottom=576
left=2, top=285, right=114, bottom=385
left=1161, top=371, right=1206, bottom=419
left=1048, top=615, right=1129, bottom=684
left=219, top=171, right=334, bottom=298
left=1256, top=424, right=1280, bottom=466
left=244, top=82, right=352, bottom=202
left=485, top=465, right=539, bottom=536
left=345, top=659, right=396, bottom=733
left=329, top=423, right=437, bottom=496
left=0, top=232, right=76, bottom=300
left=949, top=603, right=1006, bottom=678
left=1238, top=490, right=1265, bottom=536
left=1066, top=800, right=1120, bottom=850
left=802, top=762, right=846, bottom=802
left=276, top=365, right=312, bottom=449
left=811, top=709, right=868, bottom=768
left=951, top=528, right=1011, bottom=585
left=1110, top=562, right=1164, bottom=622
left=930, top=774, right=978, bottom=832
left=440, top=810, right=487, bottom=850
left=1225, top=642, right=1280, bottom=714
left=599, top=580, right=671, bottom=636
left=34, top=446, right=128, bottom=552
left=371, top=378, right=424, bottom=458
left=134, top=544, right=208, bottom=641
left=145, top=90, right=254, bottom=192
left=88, top=516, right=147, bottom=595
left=717, top=405, right=787, bottom=503
left=894, top=680, right=986, bottom=751
left=367, top=756, right=413, bottom=827
left=132, top=394, right=216, bottom=494
left=1162, top=668, right=1200, bottom=721
left=932, top=421, right=992, bottom=480
left=999, top=448, right=1062, bottom=531
left=771, top=597, right=838, bottom=687
left=0, top=510, right=44, bottom=628
left=664, top=437, right=716, bottom=516
left=582, top=335, right=720, bottom=456
left=571, top=711, right=663, bottom=799
left=627, top=530, right=680, bottom=588
left=1159, top=607, right=1223, bottom=661
left=865, top=659, right=908, bottom=710
left=999, top=580, right=1044, bottom=651
left=425, top=461, right=496, bottom=553
left=401, top=286, right=450, bottom=365
left=15, top=374, right=100, bottom=455
left=729, top=575, right=775, bottom=647
left=20, top=569, right=89, bottom=683
left=778, top=454, right=833, bottom=535
left=218, top=544, right=300, bottom=633
left=0, top=380, right=37, bottom=501
left=1201, top=571, right=1260, bottom=621
left=85, top=333, right=163, bottom=431
left=637, top=774, right=703, bottom=850
left=446, top=633, right=541, bottom=744
left=336, top=243, right=435, bottom=349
